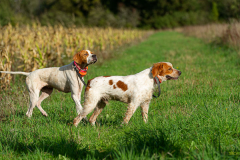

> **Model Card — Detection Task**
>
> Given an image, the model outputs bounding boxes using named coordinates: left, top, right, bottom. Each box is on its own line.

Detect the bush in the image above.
left=153, top=11, right=209, bottom=29
left=210, top=2, right=219, bottom=22
left=40, top=11, right=85, bottom=27
left=87, top=4, right=139, bottom=28
left=0, top=0, right=16, bottom=26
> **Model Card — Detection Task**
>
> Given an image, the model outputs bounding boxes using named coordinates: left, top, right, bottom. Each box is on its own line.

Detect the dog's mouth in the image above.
left=166, top=75, right=179, bottom=80
left=88, top=58, right=97, bottom=64
left=91, top=55, right=98, bottom=64
left=92, top=59, right=97, bottom=63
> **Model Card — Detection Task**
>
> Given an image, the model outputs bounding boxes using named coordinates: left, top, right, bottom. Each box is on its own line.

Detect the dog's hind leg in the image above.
left=36, top=87, right=53, bottom=117
left=25, top=77, right=40, bottom=118
left=26, top=90, right=40, bottom=118
left=73, top=96, right=100, bottom=127
left=89, top=100, right=107, bottom=125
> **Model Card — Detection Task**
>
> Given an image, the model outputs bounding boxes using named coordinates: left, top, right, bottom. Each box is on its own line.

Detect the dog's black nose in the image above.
left=178, top=71, right=182, bottom=75
left=92, top=54, right=97, bottom=60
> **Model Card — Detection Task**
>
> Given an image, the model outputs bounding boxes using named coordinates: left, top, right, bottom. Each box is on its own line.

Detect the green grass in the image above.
left=0, top=31, right=240, bottom=159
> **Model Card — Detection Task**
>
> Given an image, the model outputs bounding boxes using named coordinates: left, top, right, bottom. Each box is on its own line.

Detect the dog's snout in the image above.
left=92, top=54, right=97, bottom=59
left=178, top=71, right=182, bottom=75
left=92, top=54, right=97, bottom=63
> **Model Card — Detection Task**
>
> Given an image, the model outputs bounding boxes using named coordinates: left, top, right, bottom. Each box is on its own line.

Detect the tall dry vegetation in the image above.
left=0, top=24, right=150, bottom=90
left=0, top=46, right=12, bottom=89
left=181, top=22, right=240, bottom=51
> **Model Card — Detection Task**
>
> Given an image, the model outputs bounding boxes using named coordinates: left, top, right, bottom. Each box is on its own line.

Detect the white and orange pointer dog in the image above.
left=0, top=50, right=97, bottom=117
left=73, top=62, right=181, bottom=126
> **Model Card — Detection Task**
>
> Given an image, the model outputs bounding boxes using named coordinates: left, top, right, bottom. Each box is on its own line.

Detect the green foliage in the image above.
left=153, top=11, right=208, bottom=29
left=0, top=0, right=240, bottom=28
left=0, top=0, right=16, bottom=26
left=87, top=4, right=139, bottom=28
left=214, top=0, right=240, bottom=20
left=1, top=31, right=240, bottom=159
left=210, top=2, right=219, bottom=22
left=40, top=11, right=85, bottom=26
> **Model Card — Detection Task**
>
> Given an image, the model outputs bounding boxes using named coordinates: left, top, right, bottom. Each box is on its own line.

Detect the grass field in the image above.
left=0, top=31, right=240, bottom=159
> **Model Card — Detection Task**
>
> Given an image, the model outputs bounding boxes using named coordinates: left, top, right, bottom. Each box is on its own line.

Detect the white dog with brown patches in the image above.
left=73, top=62, right=181, bottom=126
left=0, top=50, right=97, bottom=117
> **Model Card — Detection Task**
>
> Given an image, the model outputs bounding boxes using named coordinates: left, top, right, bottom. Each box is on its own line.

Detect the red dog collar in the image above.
left=154, top=76, right=162, bottom=84
left=74, top=61, right=88, bottom=77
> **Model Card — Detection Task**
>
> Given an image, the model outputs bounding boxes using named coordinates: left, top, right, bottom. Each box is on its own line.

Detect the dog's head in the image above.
left=73, top=50, right=97, bottom=65
left=151, top=62, right=181, bottom=82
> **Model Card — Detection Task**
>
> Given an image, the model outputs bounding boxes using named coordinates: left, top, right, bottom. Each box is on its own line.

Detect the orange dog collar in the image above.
left=74, top=61, right=88, bottom=77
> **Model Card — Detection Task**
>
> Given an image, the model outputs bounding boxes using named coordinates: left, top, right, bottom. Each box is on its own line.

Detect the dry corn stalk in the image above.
left=0, top=46, right=12, bottom=90
left=0, top=24, right=152, bottom=89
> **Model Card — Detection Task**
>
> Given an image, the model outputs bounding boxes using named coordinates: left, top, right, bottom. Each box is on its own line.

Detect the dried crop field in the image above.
left=180, top=22, right=240, bottom=51
left=0, top=24, right=150, bottom=89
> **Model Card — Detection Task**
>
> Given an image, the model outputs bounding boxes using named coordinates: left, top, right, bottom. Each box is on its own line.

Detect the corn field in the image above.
left=0, top=24, right=151, bottom=90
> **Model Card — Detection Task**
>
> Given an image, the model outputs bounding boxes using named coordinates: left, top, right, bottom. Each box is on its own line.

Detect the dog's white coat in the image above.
left=73, top=62, right=181, bottom=126
left=0, top=50, right=97, bottom=117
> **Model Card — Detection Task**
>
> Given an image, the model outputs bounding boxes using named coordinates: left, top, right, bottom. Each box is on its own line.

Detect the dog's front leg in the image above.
left=71, top=90, right=89, bottom=122
left=71, top=93, right=83, bottom=115
left=140, top=100, right=150, bottom=123
left=89, top=100, right=106, bottom=125
left=123, top=102, right=140, bottom=124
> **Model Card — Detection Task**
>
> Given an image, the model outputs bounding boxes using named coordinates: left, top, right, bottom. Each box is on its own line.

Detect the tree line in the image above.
left=0, top=0, right=239, bottom=28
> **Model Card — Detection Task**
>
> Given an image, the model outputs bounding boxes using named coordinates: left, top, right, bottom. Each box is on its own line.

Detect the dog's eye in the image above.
left=84, top=54, right=88, bottom=56
left=168, top=68, right=172, bottom=70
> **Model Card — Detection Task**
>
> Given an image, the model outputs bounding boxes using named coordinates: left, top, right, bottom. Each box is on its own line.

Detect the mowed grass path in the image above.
left=0, top=32, right=240, bottom=159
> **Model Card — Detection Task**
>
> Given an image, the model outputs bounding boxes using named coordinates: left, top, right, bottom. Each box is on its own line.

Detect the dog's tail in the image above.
left=0, top=71, right=30, bottom=76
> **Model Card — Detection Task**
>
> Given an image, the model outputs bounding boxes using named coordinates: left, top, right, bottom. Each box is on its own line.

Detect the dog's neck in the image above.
left=148, top=67, right=164, bottom=83
left=79, top=64, right=88, bottom=69
left=74, top=62, right=88, bottom=69
left=135, top=68, right=160, bottom=91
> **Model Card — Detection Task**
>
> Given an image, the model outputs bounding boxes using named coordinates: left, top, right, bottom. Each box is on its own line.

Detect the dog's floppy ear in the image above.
left=73, top=51, right=83, bottom=64
left=152, top=63, right=163, bottom=77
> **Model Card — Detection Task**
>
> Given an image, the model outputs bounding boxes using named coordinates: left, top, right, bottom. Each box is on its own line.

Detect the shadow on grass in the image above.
left=1, top=126, right=184, bottom=159
left=113, top=127, right=184, bottom=159
left=1, top=137, right=112, bottom=159
left=96, top=115, right=124, bottom=127
left=57, top=113, right=124, bottom=127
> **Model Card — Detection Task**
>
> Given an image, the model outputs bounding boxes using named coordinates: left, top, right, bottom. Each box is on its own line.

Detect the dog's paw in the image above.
left=26, top=112, right=32, bottom=118
left=42, top=112, right=48, bottom=117
left=73, top=118, right=80, bottom=127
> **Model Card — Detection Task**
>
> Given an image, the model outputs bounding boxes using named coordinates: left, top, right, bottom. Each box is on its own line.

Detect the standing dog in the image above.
left=73, top=62, right=181, bottom=126
left=0, top=50, right=97, bottom=117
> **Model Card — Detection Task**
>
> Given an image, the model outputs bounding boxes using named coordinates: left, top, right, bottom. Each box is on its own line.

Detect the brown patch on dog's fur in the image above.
left=116, top=80, right=128, bottom=91
left=161, top=63, right=173, bottom=76
left=85, top=78, right=94, bottom=92
left=152, top=63, right=162, bottom=77
left=73, top=50, right=89, bottom=64
left=109, top=80, right=113, bottom=85
left=113, top=85, right=116, bottom=89
left=152, top=62, right=173, bottom=77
